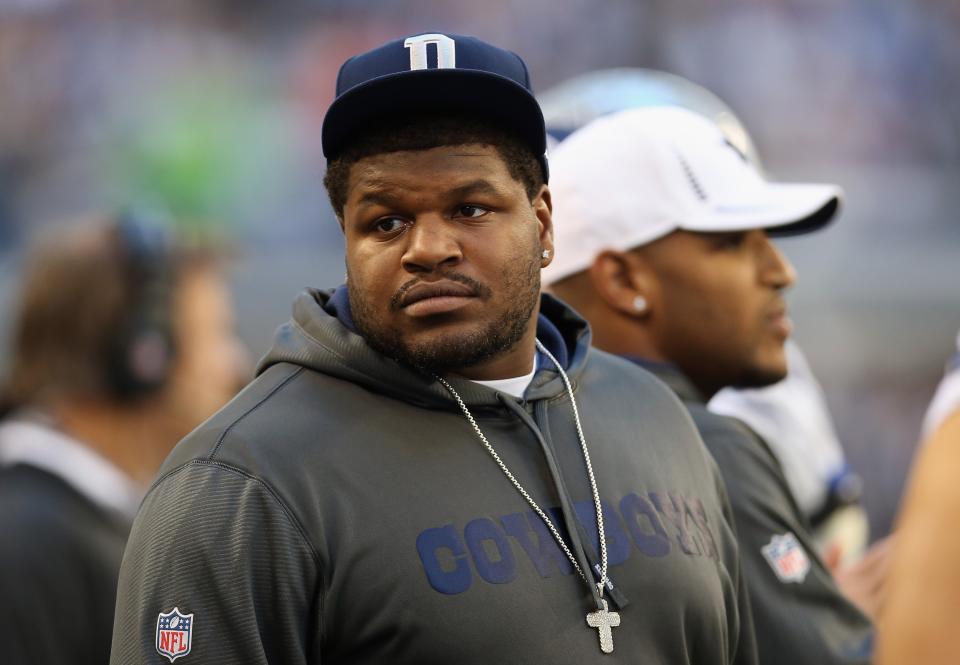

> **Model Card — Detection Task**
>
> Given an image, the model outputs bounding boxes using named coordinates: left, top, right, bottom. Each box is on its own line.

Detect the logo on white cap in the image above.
left=404, top=34, right=456, bottom=71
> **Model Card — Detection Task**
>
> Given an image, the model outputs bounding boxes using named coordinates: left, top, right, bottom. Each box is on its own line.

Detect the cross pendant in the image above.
left=586, top=598, right=621, bottom=654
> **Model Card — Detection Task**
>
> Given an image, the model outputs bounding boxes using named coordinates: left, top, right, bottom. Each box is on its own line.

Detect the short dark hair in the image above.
left=323, top=113, right=544, bottom=219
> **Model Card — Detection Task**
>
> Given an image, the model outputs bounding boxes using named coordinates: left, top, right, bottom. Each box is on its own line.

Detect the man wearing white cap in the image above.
left=544, top=106, right=876, bottom=664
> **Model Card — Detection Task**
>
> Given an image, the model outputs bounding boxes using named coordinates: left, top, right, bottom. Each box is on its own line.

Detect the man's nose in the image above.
left=400, top=216, right=463, bottom=273
left=759, top=234, right=797, bottom=290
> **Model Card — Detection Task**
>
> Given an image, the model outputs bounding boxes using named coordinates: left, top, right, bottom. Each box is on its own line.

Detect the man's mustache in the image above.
left=390, top=273, right=493, bottom=311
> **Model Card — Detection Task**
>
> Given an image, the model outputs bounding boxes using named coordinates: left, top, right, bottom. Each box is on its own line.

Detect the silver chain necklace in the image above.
left=435, top=339, right=620, bottom=654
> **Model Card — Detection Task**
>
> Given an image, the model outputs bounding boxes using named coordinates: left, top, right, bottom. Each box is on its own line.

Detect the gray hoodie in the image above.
left=110, top=289, right=758, bottom=665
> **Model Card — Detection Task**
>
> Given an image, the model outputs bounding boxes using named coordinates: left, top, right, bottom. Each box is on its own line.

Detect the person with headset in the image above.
left=0, top=213, right=249, bottom=665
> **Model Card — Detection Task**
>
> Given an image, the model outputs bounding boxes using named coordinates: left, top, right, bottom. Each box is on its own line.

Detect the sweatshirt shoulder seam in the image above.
left=208, top=365, right=304, bottom=459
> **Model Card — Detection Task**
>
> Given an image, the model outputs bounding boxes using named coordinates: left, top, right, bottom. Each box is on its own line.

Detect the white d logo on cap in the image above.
left=404, top=34, right=456, bottom=70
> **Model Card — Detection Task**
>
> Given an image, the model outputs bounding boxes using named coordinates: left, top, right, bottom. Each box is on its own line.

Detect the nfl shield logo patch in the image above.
left=156, top=607, right=194, bottom=662
left=761, top=533, right=810, bottom=583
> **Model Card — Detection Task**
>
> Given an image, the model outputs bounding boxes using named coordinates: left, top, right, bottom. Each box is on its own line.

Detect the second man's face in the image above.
left=643, top=228, right=797, bottom=396
left=341, top=143, right=552, bottom=379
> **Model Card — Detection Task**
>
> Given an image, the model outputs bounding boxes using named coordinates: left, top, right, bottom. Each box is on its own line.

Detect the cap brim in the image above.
left=322, top=68, right=547, bottom=163
left=681, top=183, right=842, bottom=237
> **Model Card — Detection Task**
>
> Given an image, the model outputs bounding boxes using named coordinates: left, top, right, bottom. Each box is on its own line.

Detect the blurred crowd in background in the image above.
left=1, top=0, right=958, bottom=540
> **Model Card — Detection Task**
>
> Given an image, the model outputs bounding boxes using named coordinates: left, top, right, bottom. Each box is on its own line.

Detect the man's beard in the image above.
left=349, top=254, right=541, bottom=375
left=730, top=363, right=789, bottom=391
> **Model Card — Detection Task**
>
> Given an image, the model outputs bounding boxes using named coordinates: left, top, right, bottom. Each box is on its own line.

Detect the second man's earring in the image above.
left=633, top=295, right=648, bottom=313
left=541, top=249, right=551, bottom=259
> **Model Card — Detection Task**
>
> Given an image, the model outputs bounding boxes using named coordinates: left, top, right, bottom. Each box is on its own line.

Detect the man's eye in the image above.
left=455, top=205, right=489, bottom=219
left=374, top=217, right=407, bottom=234
left=712, top=232, right=747, bottom=249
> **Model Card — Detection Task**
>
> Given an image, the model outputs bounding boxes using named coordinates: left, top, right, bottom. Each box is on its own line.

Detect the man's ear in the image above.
left=533, top=185, right=554, bottom=265
left=588, top=249, right=656, bottom=319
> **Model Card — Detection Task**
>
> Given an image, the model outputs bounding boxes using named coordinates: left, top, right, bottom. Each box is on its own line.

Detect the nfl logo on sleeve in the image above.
left=156, top=607, right=194, bottom=662
left=761, top=533, right=811, bottom=583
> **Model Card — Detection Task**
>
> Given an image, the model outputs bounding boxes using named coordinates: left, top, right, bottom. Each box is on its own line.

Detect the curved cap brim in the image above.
left=681, top=183, right=842, bottom=237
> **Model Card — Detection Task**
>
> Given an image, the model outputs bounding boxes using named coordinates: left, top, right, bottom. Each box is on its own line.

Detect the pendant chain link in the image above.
left=434, top=339, right=609, bottom=602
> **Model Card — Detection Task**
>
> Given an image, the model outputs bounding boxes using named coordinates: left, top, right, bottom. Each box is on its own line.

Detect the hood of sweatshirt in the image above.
left=256, top=287, right=592, bottom=410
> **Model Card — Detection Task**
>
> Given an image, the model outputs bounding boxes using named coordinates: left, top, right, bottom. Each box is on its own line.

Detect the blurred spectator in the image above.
left=0, top=213, right=249, bottom=665
left=876, top=332, right=960, bottom=665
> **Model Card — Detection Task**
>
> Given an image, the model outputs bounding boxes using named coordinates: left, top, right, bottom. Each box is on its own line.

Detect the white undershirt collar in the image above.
left=468, top=360, right=538, bottom=399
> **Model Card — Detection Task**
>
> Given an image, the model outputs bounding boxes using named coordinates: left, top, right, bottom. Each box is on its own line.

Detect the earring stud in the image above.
left=541, top=249, right=551, bottom=259
left=633, top=295, right=648, bottom=312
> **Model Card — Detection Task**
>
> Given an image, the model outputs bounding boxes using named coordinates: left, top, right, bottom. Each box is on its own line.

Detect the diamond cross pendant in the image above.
left=586, top=598, right=620, bottom=654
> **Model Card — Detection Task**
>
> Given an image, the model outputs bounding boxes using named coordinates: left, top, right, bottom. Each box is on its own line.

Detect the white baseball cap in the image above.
left=542, top=106, right=842, bottom=285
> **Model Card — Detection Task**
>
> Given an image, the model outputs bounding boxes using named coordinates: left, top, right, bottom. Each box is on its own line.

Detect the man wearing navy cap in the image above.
left=111, top=34, right=757, bottom=664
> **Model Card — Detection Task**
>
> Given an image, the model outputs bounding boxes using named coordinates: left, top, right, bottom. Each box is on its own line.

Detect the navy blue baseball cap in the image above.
left=321, top=32, right=549, bottom=181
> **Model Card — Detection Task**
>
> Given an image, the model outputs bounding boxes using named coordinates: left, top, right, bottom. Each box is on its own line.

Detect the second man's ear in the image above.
left=589, top=250, right=655, bottom=319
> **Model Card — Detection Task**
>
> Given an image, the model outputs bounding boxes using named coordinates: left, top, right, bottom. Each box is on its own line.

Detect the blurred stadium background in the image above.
left=0, top=0, right=957, bottom=539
